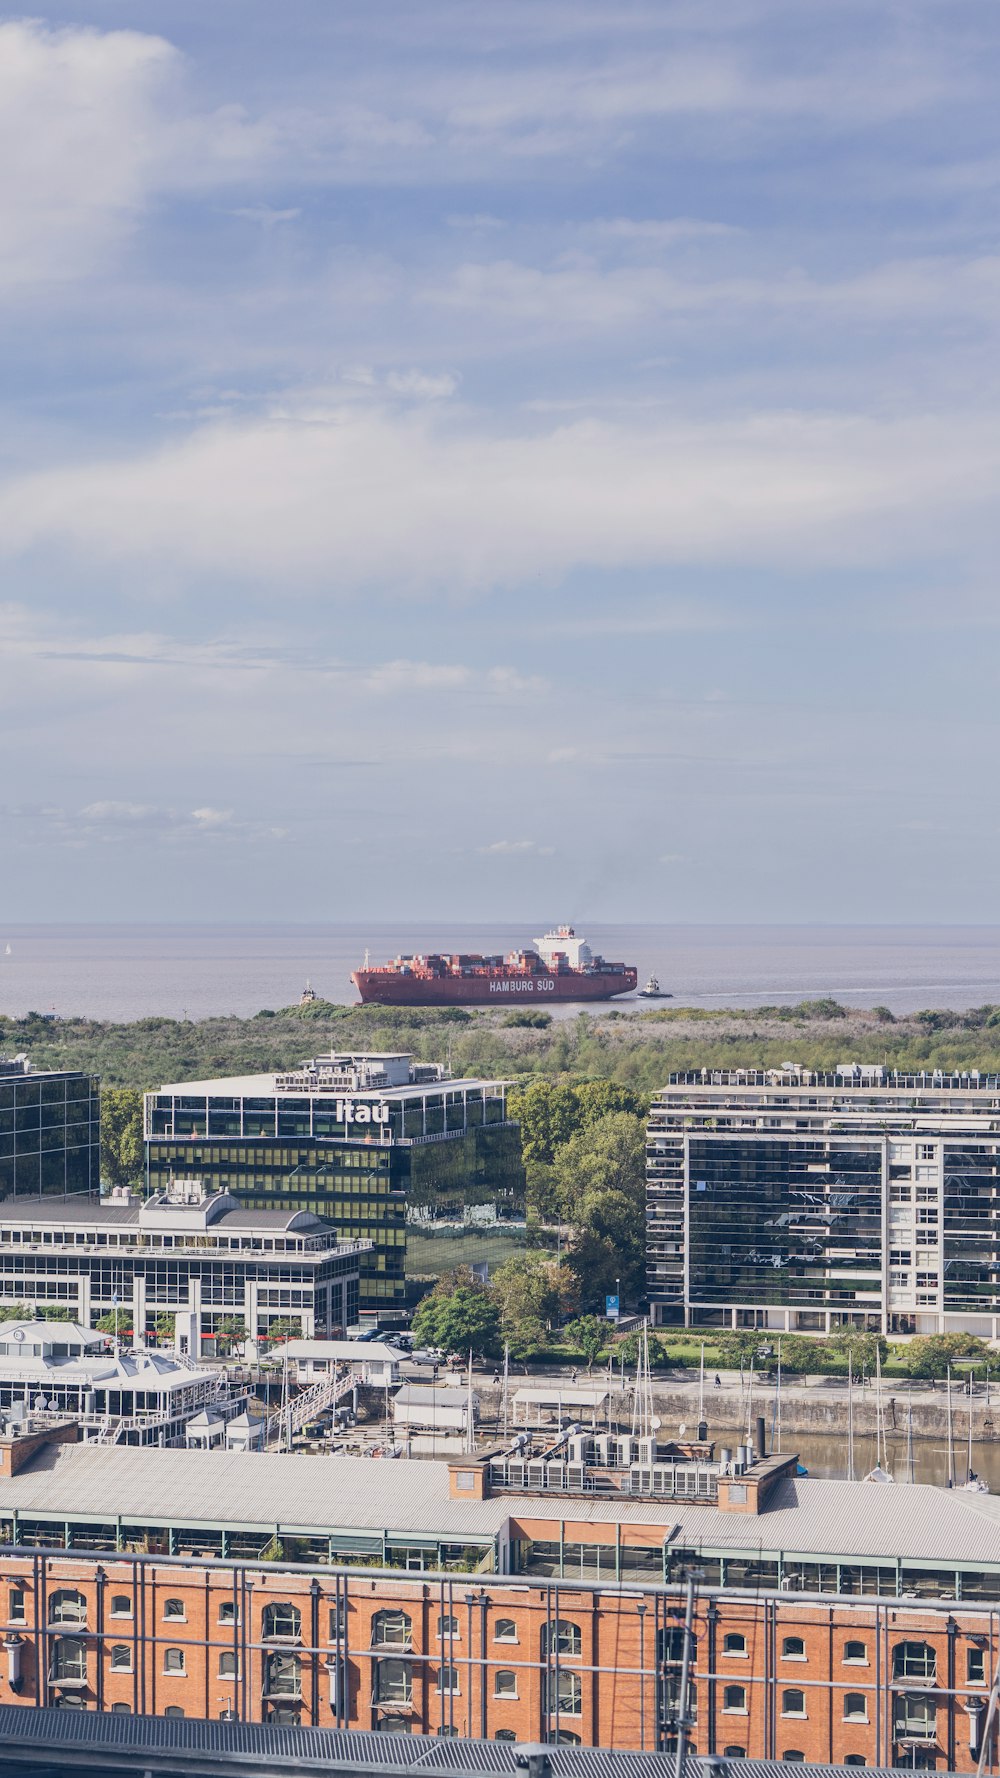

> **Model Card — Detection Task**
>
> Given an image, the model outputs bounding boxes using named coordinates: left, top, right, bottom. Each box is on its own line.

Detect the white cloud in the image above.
left=0, top=402, right=997, bottom=592
left=385, top=369, right=458, bottom=399
left=477, top=839, right=555, bottom=855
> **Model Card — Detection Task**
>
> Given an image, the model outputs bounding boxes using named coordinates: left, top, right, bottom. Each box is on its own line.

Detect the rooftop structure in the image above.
left=0, top=1320, right=229, bottom=1446
left=0, top=1180, right=369, bottom=1354
left=647, top=1068, right=1000, bottom=1335
left=145, top=1054, right=525, bottom=1313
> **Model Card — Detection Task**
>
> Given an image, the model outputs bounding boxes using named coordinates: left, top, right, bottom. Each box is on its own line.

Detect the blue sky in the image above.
left=3, top=0, right=1000, bottom=923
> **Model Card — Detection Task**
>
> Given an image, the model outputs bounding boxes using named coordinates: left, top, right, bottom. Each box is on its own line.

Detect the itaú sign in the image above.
left=336, top=1101, right=390, bottom=1124
left=489, top=978, right=555, bottom=994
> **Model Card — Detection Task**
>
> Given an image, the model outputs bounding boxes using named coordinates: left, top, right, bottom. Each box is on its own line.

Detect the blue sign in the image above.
left=606, top=1294, right=620, bottom=1319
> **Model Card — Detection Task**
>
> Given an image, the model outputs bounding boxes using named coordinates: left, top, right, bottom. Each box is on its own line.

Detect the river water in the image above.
left=765, top=1428, right=1000, bottom=1490
left=3, top=922, right=1000, bottom=1022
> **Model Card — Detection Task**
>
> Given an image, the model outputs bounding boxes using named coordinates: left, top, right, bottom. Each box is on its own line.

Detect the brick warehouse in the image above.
left=0, top=1441, right=997, bottom=1766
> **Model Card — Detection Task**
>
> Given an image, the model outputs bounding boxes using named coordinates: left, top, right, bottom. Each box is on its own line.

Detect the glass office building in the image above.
left=647, top=1065, right=1000, bottom=1337
left=0, top=1057, right=99, bottom=1201
left=145, top=1053, right=525, bottom=1314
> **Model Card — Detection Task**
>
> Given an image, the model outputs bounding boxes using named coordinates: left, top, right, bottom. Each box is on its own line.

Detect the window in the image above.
left=724, top=1684, right=747, bottom=1712
left=494, top=1669, right=517, bottom=1698
left=8, top=1589, right=25, bottom=1622
left=110, top=1703, right=132, bottom=1714
left=968, top=1648, right=987, bottom=1685
left=437, top=1614, right=459, bottom=1638
left=437, top=1664, right=460, bottom=1694
left=328, top=1606, right=342, bottom=1642
left=164, top=1706, right=185, bottom=1719
left=893, top=1694, right=937, bottom=1740
left=844, top=1757, right=866, bottom=1767
left=262, top=1601, right=301, bottom=1641
left=110, top=1644, right=131, bottom=1672
left=49, top=1637, right=86, bottom=1683
left=917, top=1144, right=935, bottom=1160
left=494, top=1618, right=517, bottom=1643
left=844, top=1692, right=868, bottom=1721
left=844, top=1642, right=868, bottom=1664
left=541, top=1619, right=581, bottom=1658
left=371, top=1609, right=412, bottom=1650
left=218, top=1600, right=237, bottom=1625
left=495, top=1730, right=517, bottom=1742
left=890, top=1250, right=912, bottom=1267
left=163, top=1598, right=185, bottom=1621
left=894, top=1641, right=936, bottom=1681
left=110, top=1596, right=132, bottom=1619
left=544, top=1670, right=582, bottom=1716
left=265, top=1651, right=301, bottom=1699
left=782, top=1637, right=805, bottom=1660
left=219, top=1651, right=238, bottom=1678
left=724, top=1750, right=746, bottom=1760
left=782, top=1689, right=806, bottom=1717
left=724, top=1632, right=747, bottom=1656
left=163, top=1648, right=185, bottom=1674
left=374, top=1657, right=412, bottom=1704
left=782, top=1753, right=805, bottom=1763
left=49, top=1589, right=86, bottom=1626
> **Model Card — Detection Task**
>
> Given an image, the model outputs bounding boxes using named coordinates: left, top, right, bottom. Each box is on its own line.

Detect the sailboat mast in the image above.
left=947, top=1365, right=955, bottom=1488
left=847, top=1356, right=855, bottom=1482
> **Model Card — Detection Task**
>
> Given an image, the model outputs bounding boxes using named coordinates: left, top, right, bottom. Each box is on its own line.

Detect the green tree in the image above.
left=100, top=1087, right=145, bottom=1190
left=554, top=1111, right=647, bottom=1307
left=0, top=1303, right=30, bottom=1324
left=214, top=1316, right=249, bottom=1355
left=153, top=1312, right=176, bottom=1343
left=826, top=1327, right=889, bottom=1371
left=715, top=1330, right=773, bottom=1369
left=264, top=1317, right=303, bottom=1343
left=96, top=1307, right=131, bottom=1337
left=898, top=1332, right=990, bottom=1379
left=614, top=1329, right=672, bottom=1369
left=411, top=1285, right=500, bottom=1358
left=565, top=1314, right=611, bottom=1370
left=491, top=1251, right=578, bottom=1344
left=508, top=1081, right=581, bottom=1167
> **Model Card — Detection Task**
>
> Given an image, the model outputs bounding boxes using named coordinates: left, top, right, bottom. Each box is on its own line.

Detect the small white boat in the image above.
left=638, top=975, right=672, bottom=999
left=3, top=944, right=10, bottom=956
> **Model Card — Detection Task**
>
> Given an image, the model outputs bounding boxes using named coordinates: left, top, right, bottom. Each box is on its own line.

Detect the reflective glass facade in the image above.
left=145, top=1065, right=525, bottom=1313
left=647, top=1067, right=1000, bottom=1336
left=0, top=1061, right=99, bottom=1201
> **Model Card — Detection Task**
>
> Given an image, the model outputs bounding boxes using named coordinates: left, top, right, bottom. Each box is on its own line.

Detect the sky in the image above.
left=3, top=0, right=1000, bottom=924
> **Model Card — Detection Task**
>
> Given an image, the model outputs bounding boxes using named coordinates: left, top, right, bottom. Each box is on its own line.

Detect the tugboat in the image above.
left=638, top=975, right=672, bottom=999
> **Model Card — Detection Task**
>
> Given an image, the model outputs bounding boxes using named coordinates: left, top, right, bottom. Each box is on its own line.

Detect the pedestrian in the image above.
left=714, top=1374, right=722, bottom=1389
left=571, top=1369, right=578, bottom=1385
left=492, top=1369, right=500, bottom=1386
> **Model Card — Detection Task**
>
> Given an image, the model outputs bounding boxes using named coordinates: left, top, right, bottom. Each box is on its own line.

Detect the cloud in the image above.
left=0, top=403, right=997, bottom=593
left=477, top=839, right=555, bottom=855
left=385, top=369, right=458, bottom=399
left=229, top=206, right=302, bottom=226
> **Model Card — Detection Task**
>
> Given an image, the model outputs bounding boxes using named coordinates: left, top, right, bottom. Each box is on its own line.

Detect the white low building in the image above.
left=283, top=1338, right=405, bottom=1387
left=0, top=1320, right=232, bottom=1446
left=392, top=1383, right=478, bottom=1433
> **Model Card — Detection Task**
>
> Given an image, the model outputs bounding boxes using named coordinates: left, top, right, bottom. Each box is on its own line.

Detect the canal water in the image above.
left=777, top=1428, right=1000, bottom=1490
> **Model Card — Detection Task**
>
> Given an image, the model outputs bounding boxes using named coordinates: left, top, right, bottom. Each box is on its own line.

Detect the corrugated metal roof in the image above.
left=0, top=1706, right=960, bottom=1777
left=0, top=1445, right=999, bottom=1566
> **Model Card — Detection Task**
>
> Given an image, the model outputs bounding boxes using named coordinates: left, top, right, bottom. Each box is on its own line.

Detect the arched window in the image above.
left=49, top=1637, right=86, bottom=1683
left=437, top=1614, right=459, bottom=1638
left=371, top=1609, right=412, bottom=1649
left=844, top=1641, right=868, bottom=1664
left=164, top=1706, right=185, bottom=1719
left=495, top=1730, right=517, bottom=1742
left=782, top=1752, right=805, bottom=1763
left=494, top=1669, right=517, bottom=1698
left=782, top=1637, right=805, bottom=1659
left=163, top=1648, right=185, bottom=1674
left=541, top=1619, right=581, bottom=1658
left=110, top=1595, right=131, bottom=1619
left=374, top=1657, right=412, bottom=1704
left=545, top=1670, right=582, bottom=1716
left=844, top=1757, right=867, bottom=1767
left=110, top=1644, right=131, bottom=1671
left=724, top=1684, right=747, bottom=1712
left=264, top=1651, right=301, bottom=1699
left=893, top=1641, right=936, bottom=1681
left=163, top=1597, right=185, bottom=1621
left=49, top=1590, right=86, bottom=1626
left=724, top=1632, right=747, bottom=1655
left=844, top=1693, right=867, bottom=1721
left=110, top=1703, right=132, bottom=1714
left=218, top=1651, right=238, bottom=1678
left=494, top=1618, right=518, bottom=1643
left=262, top=1602, right=301, bottom=1641
left=782, top=1689, right=806, bottom=1717
left=724, top=1749, right=747, bottom=1760
left=553, top=1730, right=581, bottom=1745
left=437, top=1664, right=460, bottom=1694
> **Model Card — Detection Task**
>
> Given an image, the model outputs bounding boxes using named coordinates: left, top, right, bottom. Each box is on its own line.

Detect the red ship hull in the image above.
left=352, top=967, right=638, bottom=1006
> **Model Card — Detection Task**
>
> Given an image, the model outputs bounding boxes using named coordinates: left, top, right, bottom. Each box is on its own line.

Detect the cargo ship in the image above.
left=351, top=927, right=638, bottom=1006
